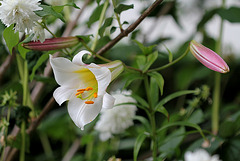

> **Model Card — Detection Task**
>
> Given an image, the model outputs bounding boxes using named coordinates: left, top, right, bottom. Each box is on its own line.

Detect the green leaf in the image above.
left=148, top=72, right=164, bottom=96
left=136, top=55, right=146, bottom=70
left=217, top=7, right=240, bottom=23
left=18, top=43, right=30, bottom=59
left=150, top=76, right=159, bottom=107
left=3, top=24, right=19, bottom=55
left=30, top=53, right=49, bottom=81
left=197, top=8, right=219, bottom=31
left=134, top=116, right=151, bottom=132
left=35, top=5, right=65, bottom=22
left=134, top=132, right=148, bottom=161
left=159, top=127, right=185, bottom=155
left=76, top=34, right=93, bottom=43
left=188, top=109, right=204, bottom=124
left=110, top=26, right=117, bottom=34
left=156, top=105, right=169, bottom=121
left=143, top=51, right=158, bottom=72
left=163, top=44, right=173, bottom=63
left=157, top=121, right=206, bottom=140
left=52, top=2, right=80, bottom=12
left=133, top=40, right=156, bottom=55
left=87, top=4, right=104, bottom=28
left=123, top=72, right=143, bottom=88
left=156, top=89, right=198, bottom=108
left=99, top=17, right=113, bottom=37
left=131, top=94, right=148, bottom=108
left=114, top=4, right=134, bottom=14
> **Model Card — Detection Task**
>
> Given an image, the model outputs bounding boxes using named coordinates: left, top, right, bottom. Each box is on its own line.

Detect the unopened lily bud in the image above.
left=22, top=36, right=80, bottom=51
left=190, top=40, right=230, bottom=73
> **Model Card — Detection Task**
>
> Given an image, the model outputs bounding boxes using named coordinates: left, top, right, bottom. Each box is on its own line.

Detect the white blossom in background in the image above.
left=0, top=0, right=42, bottom=33
left=185, top=149, right=221, bottom=161
left=30, top=20, right=45, bottom=43
left=95, top=90, right=137, bottom=141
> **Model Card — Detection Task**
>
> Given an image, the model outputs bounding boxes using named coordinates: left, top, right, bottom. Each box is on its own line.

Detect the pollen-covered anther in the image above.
left=75, top=91, right=84, bottom=96
left=85, top=101, right=94, bottom=104
left=94, top=93, right=98, bottom=98
left=77, top=89, right=86, bottom=92
left=85, top=87, right=93, bottom=91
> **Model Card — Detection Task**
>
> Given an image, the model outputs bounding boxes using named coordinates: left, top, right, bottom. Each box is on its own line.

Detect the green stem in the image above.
left=91, top=0, right=109, bottom=51
left=148, top=46, right=189, bottom=72
left=112, top=0, right=123, bottom=31
left=20, top=121, right=26, bottom=161
left=212, top=0, right=225, bottom=135
left=144, top=75, right=157, bottom=160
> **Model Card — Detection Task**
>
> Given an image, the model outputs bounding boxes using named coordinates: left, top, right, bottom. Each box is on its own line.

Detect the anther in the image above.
left=93, top=93, right=98, bottom=98
left=85, top=87, right=93, bottom=91
left=77, top=89, right=86, bottom=92
left=75, top=91, right=84, bottom=96
left=85, top=101, right=94, bottom=104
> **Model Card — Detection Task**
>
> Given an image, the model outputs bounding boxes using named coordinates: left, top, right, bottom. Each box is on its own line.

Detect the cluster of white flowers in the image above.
left=95, top=90, right=137, bottom=141
left=0, top=0, right=45, bottom=42
left=184, top=149, right=221, bottom=161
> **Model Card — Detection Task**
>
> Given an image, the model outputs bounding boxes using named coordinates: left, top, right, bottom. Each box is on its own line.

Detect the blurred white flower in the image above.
left=95, top=90, right=137, bottom=141
left=0, top=0, right=42, bottom=33
left=185, top=149, right=221, bottom=161
left=30, top=21, right=45, bottom=43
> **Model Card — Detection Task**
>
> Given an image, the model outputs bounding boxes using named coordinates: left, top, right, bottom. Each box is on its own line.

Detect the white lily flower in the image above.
left=50, top=50, right=123, bottom=130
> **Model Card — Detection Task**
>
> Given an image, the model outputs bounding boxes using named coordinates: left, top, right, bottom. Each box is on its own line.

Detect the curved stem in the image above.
left=112, top=0, right=123, bottom=31
left=148, top=46, right=190, bottom=72
left=91, top=0, right=109, bottom=51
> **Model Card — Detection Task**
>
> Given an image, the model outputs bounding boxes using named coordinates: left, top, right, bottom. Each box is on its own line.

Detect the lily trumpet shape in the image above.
left=190, top=40, right=229, bottom=73
left=50, top=50, right=124, bottom=129
left=22, top=36, right=80, bottom=51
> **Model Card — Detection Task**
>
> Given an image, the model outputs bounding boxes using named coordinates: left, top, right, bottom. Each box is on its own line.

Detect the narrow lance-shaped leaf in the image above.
left=99, top=17, right=113, bottom=37
left=134, top=132, right=148, bottom=161
left=30, top=53, right=50, bottom=81
left=148, top=72, right=164, bottom=96
left=156, top=89, right=199, bottom=108
left=157, top=121, right=206, bottom=140
left=143, top=51, right=158, bottom=72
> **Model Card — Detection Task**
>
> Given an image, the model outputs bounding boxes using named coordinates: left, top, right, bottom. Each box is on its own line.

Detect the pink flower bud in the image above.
left=190, top=40, right=230, bottom=73
left=22, top=36, right=80, bottom=51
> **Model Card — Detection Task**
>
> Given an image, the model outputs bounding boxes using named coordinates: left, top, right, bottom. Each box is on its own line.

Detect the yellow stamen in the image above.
left=93, top=93, right=98, bottom=98
left=85, top=87, right=93, bottom=91
left=85, top=101, right=94, bottom=104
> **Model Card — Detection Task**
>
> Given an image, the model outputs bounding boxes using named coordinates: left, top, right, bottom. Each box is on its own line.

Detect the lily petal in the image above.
left=88, top=64, right=111, bottom=96
left=53, top=86, right=75, bottom=105
left=72, top=50, right=91, bottom=66
left=68, top=96, right=103, bottom=130
left=50, top=55, right=84, bottom=87
left=102, top=93, right=115, bottom=110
